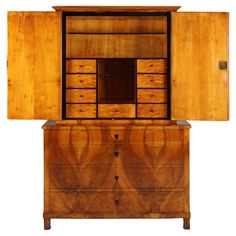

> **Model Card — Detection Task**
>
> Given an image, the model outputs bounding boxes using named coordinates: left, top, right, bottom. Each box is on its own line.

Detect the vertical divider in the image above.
left=167, top=12, right=171, bottom=120
left=135, top=59, right=138, bottom=119
left=62, top=12, right=67, bottom=120
left=96, top=59, right=99, bottom=118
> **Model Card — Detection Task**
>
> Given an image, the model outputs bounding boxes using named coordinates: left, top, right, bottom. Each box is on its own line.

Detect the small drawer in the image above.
left=137, top=104, right=167, bottom=118
left=137, top=89, right=167, bottom=103
left=66, top=104, right=96, bottom=118
left=98, top=104, right=135, bottom=118
left=66, top=89, right=96, bottom=103
left=137, top=59, right=167, bottom=73
left=66, top=59, right=96, bottom=73
left=66, top=74, right=96, bottom=88
left=137, top=74, right=167, bottom=88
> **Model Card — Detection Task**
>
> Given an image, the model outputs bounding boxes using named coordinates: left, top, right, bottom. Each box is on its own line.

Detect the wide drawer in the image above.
left=137, top=59, right=167, bottom=73
left=66, top=89, right=96, bottom=103
left=137, top=104, right=167, bottom=118
left=137, top=89, right=167, bottom=103
left=66, top=74, right=96, bottom=88
left=66, top=59, right=96, bottom=73
left=66, top=104, right=96, bottom=118
left=49, top=190, right=185, bottom=214
left=98, top=104, right=135, bottom=118
left=137, top=74, right=167, bottom=88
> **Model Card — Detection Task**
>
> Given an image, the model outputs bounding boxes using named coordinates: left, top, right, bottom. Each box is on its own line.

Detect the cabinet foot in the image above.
left=44, top=218, right=51, bottom=230
left=183, top=218, right=190, bottom=229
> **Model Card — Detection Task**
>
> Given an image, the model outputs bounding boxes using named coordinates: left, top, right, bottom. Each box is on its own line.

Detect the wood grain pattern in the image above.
left=137, top=74, right=167, bottom=88
left=8, top=12, right=61, bottom=119
left=66, top=16, right=167, bottom=33
left=137, top=104, right=167, bottom=118
left=171, top=12, right=229, bottom=120
left=66, top=60, right=96, bottom=73
left=66, top=34, right=167, bottom=58
left=66, top=89, right=96, bottom=103
left=137, top=59, right=167, bottom=73
left=53, top=6, right=181, bottom=12
left=66, top=74, right=96, bottom=88
left=43, top=122, right=190, bottom=225
left=98, top=104, right=136, bottom=118
left=66, top=104, right=96, bottom=118
left=137, top=89, right=167, bottom=103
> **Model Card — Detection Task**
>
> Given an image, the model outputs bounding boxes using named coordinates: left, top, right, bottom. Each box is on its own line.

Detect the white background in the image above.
left=0, top=0, right=235, bottom=235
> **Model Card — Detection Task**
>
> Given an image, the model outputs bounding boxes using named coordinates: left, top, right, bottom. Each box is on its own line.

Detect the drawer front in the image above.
left=137, top=89, right=167, bottom=103
left=137, top=59, right=167, bottom=73
left=137, top=104, right=167, bottom=118
left=137, top=74, right=167, bottom=88
left=66, top=104, right=96, bottom=118
left=66, top=59, right=96, bottom=73
left=49, top=190, right=185, bottom=214
left=66, top=89, right=96, bottom=103
left=66, top=74, right=96, bottom=88
left=98, top=104, right=135, bottom=118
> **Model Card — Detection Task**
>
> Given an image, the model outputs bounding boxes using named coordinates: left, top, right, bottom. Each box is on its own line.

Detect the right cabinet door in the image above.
left=171, top=12, right=229, bottom=120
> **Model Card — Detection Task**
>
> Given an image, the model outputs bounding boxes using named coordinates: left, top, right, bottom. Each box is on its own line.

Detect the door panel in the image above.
left=8, top=12, right=61, bottom=119
left=171, top=13, right=229, bottom=120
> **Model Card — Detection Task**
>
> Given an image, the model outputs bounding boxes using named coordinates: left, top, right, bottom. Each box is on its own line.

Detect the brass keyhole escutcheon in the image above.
left=114, top=176, right=119, bottom=181
left=114, top=134, right=119, bottom=140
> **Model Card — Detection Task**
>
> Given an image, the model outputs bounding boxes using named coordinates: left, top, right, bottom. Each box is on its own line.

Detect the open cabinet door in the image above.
left=8, top=12, right=61, bottom=119
left=171, top=12, right=229, bottom=120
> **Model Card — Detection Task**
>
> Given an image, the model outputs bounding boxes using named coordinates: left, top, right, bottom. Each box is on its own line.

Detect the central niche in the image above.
left=98, top=59, right=136, bottom=104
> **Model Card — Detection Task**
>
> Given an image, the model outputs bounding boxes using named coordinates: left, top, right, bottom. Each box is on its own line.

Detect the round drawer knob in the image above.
left=150, top=79, right=153, bottom=82
left=79, top=95, right=84, bottom=97
left=150, top=109, right=154, bottom=112
left=79, top=109, right=83, bottom=112
left=150, top=94, right=154, bottom=98
left=79, top=65, right=84, bottom=67
left=150, top=64, right=153, bottom=67
left=79, top=80, right=84, bottom=83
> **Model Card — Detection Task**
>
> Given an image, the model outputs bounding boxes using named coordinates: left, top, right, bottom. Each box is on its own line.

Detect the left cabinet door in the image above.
left=8, top=12, right=62, bottom=119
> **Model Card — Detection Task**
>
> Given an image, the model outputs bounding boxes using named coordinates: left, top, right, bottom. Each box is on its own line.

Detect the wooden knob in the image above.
left=79, top=109, right=83, bottom=112
left=79, top=95, right=84, bottom=97
left=150, top=79, right=153, bottom=82
left=79, top=65, right=84, bottom=67
left=150, top=64, right=153, bottom=67
left=79, top=80, right=84, bottom=83
left=150, top=94, right=154, bottom=98
left=150, top=109, right=154, bottom=112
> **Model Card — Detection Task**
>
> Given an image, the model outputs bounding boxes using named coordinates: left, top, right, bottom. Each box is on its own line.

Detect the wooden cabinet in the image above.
left=7, top=5, right=229, bottom=230
left=43, top=120, right=190, bottom=229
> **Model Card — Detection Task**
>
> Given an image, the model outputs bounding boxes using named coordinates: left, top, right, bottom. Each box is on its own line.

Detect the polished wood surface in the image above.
left=66, top=74, right=96, bottom=88
left=8, top=12, right=61, bottom=119
left=98, top=104, right=136, bottom=118
left=137, top=104, right=167, bottom=118
left=66, top=89, right=96, bottom=103
left=171, top=12, right=229, bottom=120
left=66, top=16, right=167, bottom=33
left=43, top=122, right=190, bottom=228
left=137, top=59, right=167, bottom=73
left=66, top=104, right=96, bottom=118
left=66, top=34, right=167, bottom=58
left=66, top=59, right=96, bottom=73
left=137, top=74, right=167, bottom=88
left=53, top=6, right=181, bottom=12
left=137, top=89, right=167, bottom=103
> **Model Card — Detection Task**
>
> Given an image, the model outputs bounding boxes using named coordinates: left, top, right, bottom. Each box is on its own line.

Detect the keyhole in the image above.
left=114, top=134, right=119, bottom=140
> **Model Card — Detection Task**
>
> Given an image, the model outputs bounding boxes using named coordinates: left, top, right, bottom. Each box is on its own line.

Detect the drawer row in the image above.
left=49, top=165, right=184, bottom=190
left=66, top=104, right=167, bottom=118
left=49, top=190, right=185, bottom=214
left=66, top=74, right=167, bottom=89
left=66, top=59, right=167, bottom=74
left=66, top=89, right=167, bottom=103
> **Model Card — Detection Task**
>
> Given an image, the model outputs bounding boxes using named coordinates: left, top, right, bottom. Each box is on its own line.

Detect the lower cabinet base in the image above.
left=43, top=120, right=191, bottom=230
left=43, top=213, right=191, bottom=230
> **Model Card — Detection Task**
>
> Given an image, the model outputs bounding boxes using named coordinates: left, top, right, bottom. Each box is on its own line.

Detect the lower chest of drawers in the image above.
left=43, top=122, right=190, bottom=223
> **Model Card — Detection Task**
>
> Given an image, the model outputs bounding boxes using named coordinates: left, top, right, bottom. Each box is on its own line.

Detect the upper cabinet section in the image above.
left=171, top=12, right=229, bottom=120
left=8, top=12, right=62, bottom=119
left=7, top=7, right=229, bottom=121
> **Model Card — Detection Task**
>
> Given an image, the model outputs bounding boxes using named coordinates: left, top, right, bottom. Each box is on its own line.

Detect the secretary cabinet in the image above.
left=7, top=6, right=229, bottom=230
